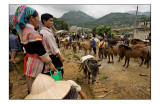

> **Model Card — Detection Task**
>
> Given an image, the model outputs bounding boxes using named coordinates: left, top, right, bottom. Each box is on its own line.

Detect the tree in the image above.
left=92, top=26, right=97, bottom=34
left=53, top=17, right=69, bottom=30
left=92, top=25, right=115, bottom=37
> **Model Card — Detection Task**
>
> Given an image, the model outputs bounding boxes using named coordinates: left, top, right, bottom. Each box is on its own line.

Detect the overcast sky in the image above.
left=9, top=4, right=150, bottom=19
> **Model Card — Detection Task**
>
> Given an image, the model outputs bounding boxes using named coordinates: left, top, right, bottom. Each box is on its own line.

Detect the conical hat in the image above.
left=25, top=74, right=71, bottom=99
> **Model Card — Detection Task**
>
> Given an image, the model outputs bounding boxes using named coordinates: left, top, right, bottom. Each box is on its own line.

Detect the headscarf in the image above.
left=13, top=5, right=35, bottom=34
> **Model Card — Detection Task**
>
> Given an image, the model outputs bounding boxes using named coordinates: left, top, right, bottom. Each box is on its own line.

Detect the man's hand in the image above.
left=60, top=56, right=65, bottom=62
left=49, top=62, right=56, bottom=71
left=56, top=53, right=65, bottom=63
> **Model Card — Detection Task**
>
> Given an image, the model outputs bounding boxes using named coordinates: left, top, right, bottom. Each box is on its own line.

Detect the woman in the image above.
left=25, top=74, right=87, bottom=99
left=13, top=6, right=55, bottom=94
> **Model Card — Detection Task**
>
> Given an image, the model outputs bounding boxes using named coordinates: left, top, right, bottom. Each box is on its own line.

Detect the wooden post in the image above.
left=133, top=6, right=138, bottom=38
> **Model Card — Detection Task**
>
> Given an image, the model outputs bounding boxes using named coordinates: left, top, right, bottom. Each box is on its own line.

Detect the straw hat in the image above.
left=25, top=74, right=71, bottom=99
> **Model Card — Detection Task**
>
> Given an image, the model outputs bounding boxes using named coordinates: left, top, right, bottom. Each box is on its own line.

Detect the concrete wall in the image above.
left=134, top=29, right=151, bottom=40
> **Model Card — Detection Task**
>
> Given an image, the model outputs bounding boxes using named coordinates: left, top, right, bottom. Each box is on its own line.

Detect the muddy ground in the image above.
left=9, top=42, right=151, bottom=99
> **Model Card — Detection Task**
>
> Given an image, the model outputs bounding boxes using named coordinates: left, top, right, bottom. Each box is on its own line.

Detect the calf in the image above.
left=79, top=59, right=101, bottom=84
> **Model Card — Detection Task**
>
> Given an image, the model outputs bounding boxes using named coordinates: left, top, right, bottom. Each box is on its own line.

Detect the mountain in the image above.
left=9, top=11, right=151, bottom=29
left=126, top=10, right=150, bottom=16
left=84, top=12, right=151, bottom=28
left=9, top=15, right=14, bottom=24
left=59, top=11, right=96, bottom=27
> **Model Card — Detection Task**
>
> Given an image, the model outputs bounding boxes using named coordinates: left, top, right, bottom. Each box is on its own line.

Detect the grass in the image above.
left=102, top=76, right=108, bottom=80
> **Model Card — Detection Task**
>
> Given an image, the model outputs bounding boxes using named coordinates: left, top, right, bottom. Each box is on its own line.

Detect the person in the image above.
left=98, top=38, right=107, bottom=48
left=69, top=35, right=72, bottom=43
left=73, top=33, right=75, bottom=41
left=103, top=38, right=108, bottom=58
left=40, top=13, right=65, bottom=77
left=77, top=33, right=80, bottom=42
left=98, top=38, right=107, bottom=59
left=9, top=28, right=23, bottom=63
left=109, top=33, right=112, bottom=38
left=103, top=33, right=106, bottom=39
left=105, top=38, right=109, bottom=45
left=9, top=28, right=27, bottom=84
left=90, top=37, right=96, bottom=56
left=13, top=6, right=56, bottom=94
left=93, top=33, right=96, bottom=38
left=25, top=74, right=87, bottom=99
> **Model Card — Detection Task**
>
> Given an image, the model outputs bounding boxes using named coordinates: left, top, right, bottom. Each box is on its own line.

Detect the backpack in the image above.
left=99, top=41, right=104, bottom=50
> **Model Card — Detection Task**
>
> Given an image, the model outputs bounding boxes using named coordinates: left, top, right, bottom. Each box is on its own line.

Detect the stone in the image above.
left=93, top=88, right=108, bottom=93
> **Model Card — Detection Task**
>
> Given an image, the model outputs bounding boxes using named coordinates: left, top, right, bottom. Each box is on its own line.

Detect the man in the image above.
left=103, top=33, right=106, bottom=39
left=73, top=33, right=75, bottom=41
left=9, top=28, right=26, bottom=84
left=9, top=29, right=23, bottom=63
left=98, top=38, right=107, bottom=59
left=77, top=33, right=80, bottom=41
left=40, top=13, right=65, bottom=76
left=90, top=37, right=96, bottom=56
left=69, top=35, right=72, bottom=43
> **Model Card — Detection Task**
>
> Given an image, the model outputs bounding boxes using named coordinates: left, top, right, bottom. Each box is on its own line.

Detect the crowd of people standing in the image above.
left=9, top=5, right=87, bottom=99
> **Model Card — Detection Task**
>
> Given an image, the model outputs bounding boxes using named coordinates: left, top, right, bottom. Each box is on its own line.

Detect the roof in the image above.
left=137, top=20, right=151, bottom=22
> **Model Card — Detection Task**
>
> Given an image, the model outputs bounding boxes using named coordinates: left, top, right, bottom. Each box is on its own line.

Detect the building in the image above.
left=70, top=26, right=82, bottom=33
left=70, top=26, right=92, bottom=33
left=134, top=20, right=151, bottom=40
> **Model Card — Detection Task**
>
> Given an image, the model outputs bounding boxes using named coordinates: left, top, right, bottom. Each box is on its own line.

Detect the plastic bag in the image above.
left=50, top=69, right=62, bottom=81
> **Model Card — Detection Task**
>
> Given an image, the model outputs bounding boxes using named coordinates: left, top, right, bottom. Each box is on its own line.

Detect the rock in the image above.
left=93, top=88, right=108, bottom=93
left=140, top=74, right=147, bottom=76
left=66, top=61, right=70, bottom=63
left=97, top=94, right=106, bottom=98
left=147, top=88, right=151, bottom=92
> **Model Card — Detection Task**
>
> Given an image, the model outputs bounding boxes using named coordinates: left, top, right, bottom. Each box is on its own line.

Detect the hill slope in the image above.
left=60, top=11, right=96, bottom=27
left=84, top=12, right=151, bottom=28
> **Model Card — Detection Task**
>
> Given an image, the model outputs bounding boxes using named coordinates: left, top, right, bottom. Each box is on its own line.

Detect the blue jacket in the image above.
left=9, top=33, right=22, bottom=52
left=91, top=40, right=96, bottom=48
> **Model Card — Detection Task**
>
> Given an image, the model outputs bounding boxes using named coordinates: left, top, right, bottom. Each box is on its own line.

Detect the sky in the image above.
left=9, top=4, right=150, bottom=19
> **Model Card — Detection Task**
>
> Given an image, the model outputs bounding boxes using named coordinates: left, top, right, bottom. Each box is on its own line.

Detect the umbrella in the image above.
left=123, top=33, right=131, bottom=35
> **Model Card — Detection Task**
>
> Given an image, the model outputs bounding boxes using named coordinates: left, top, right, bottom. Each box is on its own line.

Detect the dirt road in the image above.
left=9, top=43, right=151, bottom=99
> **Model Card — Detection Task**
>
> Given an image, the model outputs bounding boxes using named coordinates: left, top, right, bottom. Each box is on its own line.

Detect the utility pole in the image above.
left=133, top=5, right=138, bottom=38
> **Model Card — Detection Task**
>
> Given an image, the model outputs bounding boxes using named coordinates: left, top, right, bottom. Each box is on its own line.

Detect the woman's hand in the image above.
left=49, top=63, right=55, bottom=71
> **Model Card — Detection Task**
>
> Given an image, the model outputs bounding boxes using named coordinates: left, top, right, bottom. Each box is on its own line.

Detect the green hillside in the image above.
left=60, top=11, right=96, bottom=27
left=85, top=12, right=151, bottom=28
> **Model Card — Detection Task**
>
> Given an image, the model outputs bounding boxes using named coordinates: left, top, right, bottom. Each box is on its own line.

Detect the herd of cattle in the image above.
left=59, top=35, right=151, bottom=84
